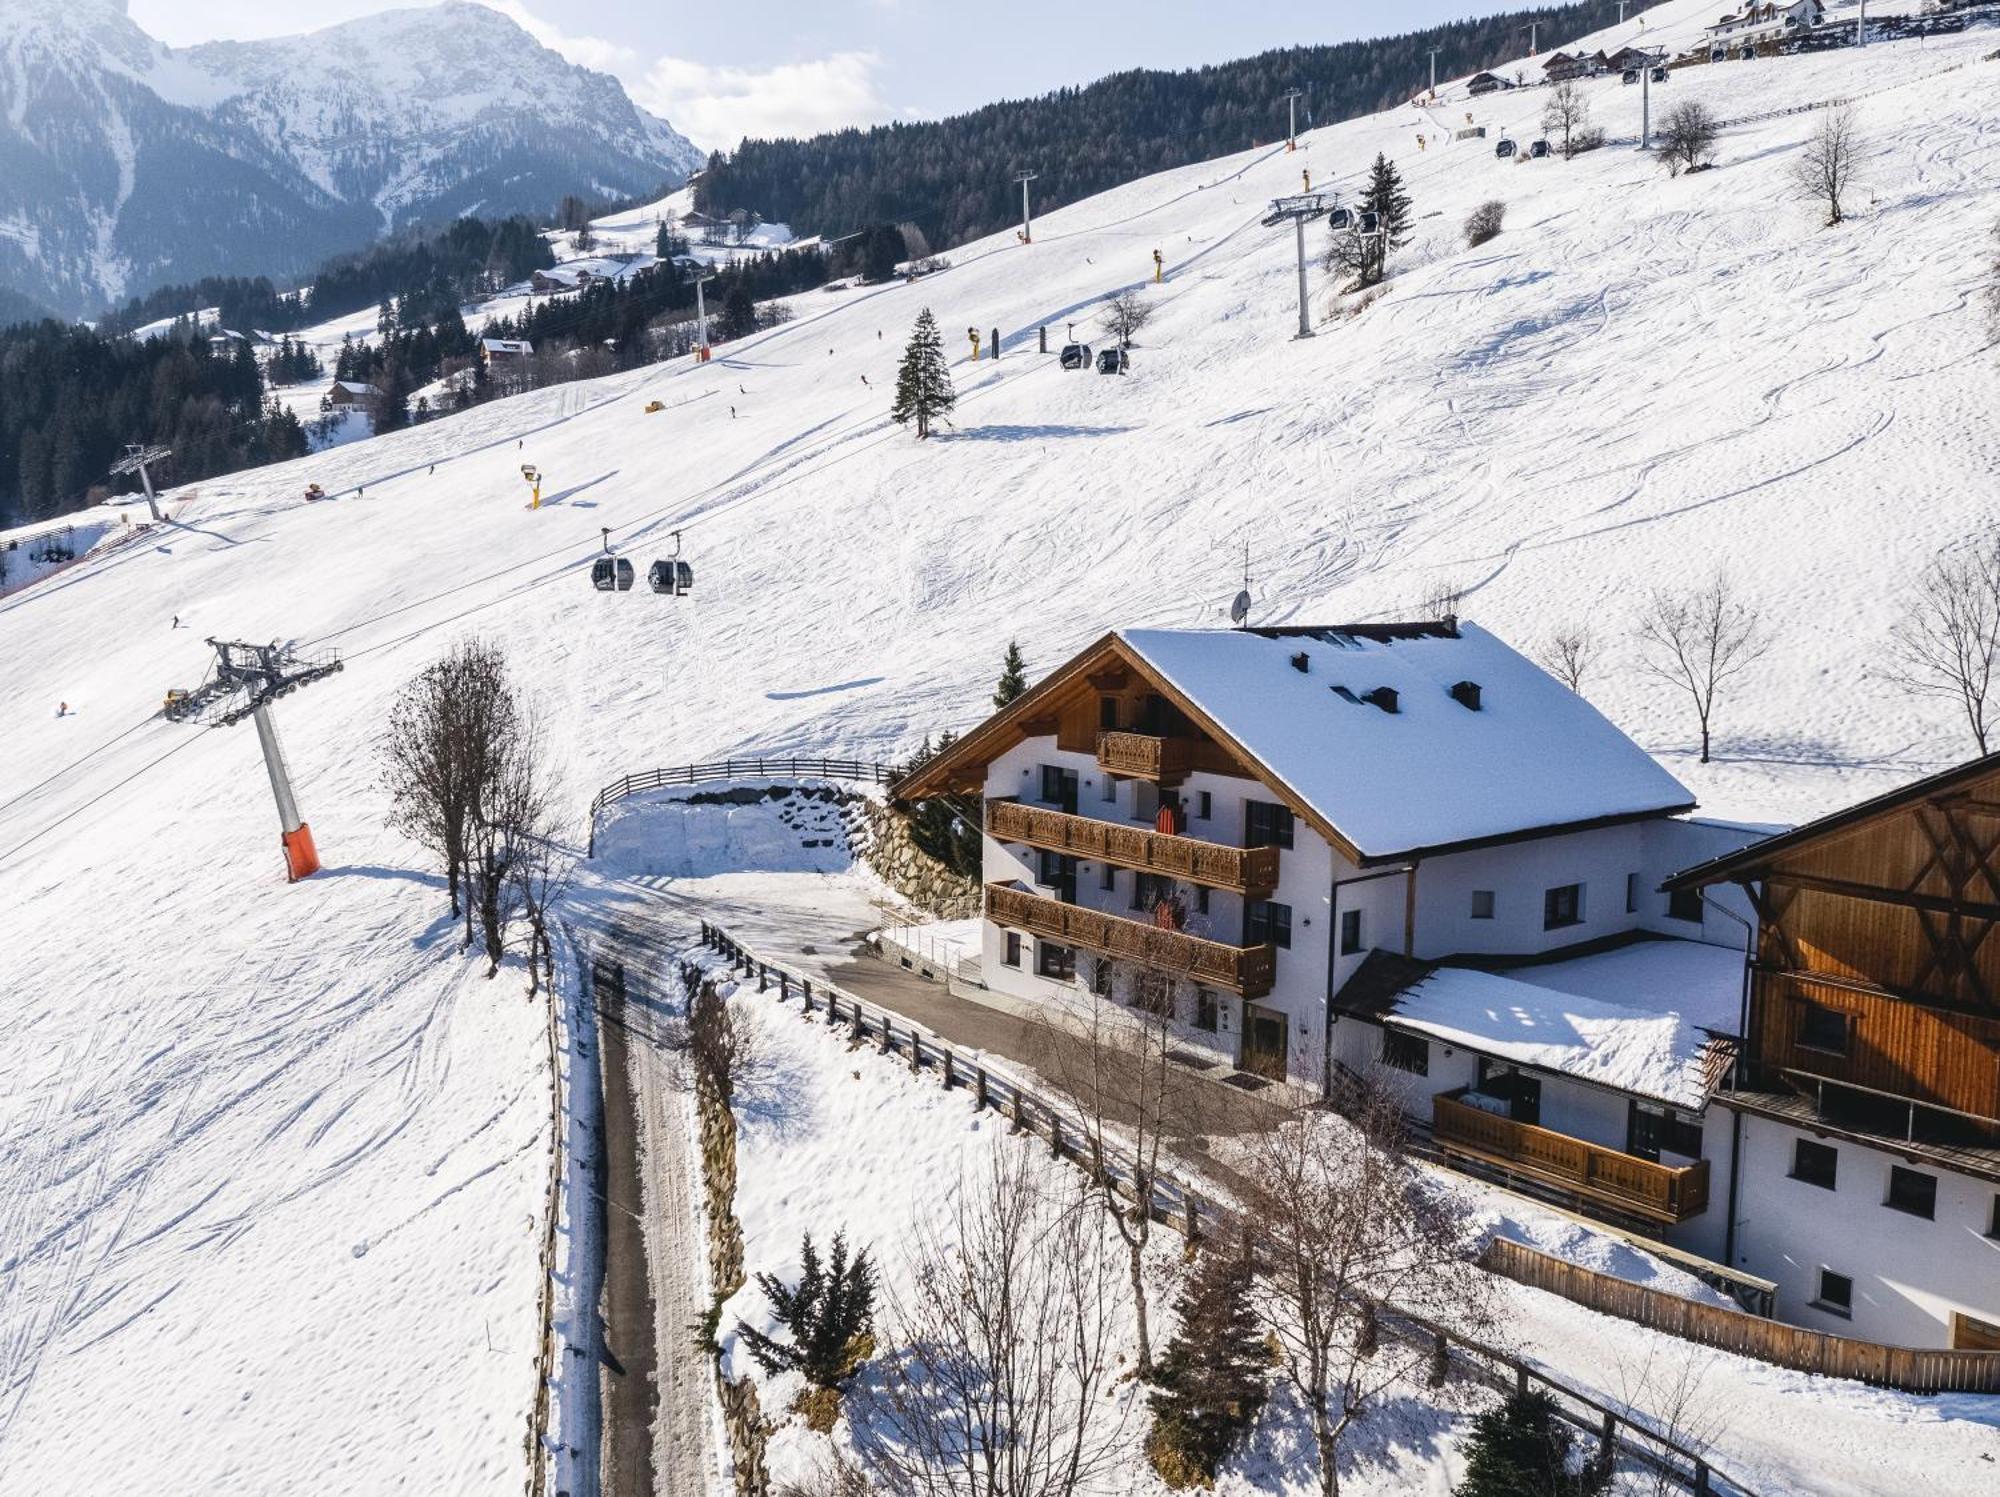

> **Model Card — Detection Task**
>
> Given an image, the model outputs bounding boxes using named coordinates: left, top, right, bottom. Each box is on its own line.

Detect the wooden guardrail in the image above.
left=1434, top=1092, right=1710, bottom=1224
left=585, top=757, right=905, bottom=853
left=1095, top=730, right=1193, bottom=781
left=986, top=799, right=1279, bottom=893
left=985, top=881, right=1277, bottom=997
left=696, top=920, right=1761, bottom=1497
left=1484, top=1238, right=2000, bottom=1395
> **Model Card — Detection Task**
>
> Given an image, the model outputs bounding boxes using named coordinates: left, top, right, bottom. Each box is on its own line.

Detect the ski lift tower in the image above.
left=693, top=273, right=718, bottom=360
left=1636, top=46, right=1668, bottom=151
left=109, top=443, right=172, bottom=523
left=167, top=638, right=344, bottom=882
left=1262, top=192, right=1340, bottom=340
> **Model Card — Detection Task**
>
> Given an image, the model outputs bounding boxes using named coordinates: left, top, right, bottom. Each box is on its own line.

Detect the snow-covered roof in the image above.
left=482, top=338, right=532, bottom=354
left=1364, top=939, right=1745, bottom=1108
left=1119, top=624, right=1694, bottom=862
left=332, top=380, right=377, bottom=395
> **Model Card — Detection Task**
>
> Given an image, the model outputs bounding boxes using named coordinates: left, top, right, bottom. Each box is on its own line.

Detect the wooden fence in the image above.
left=1485, top=1238, right=2000, bottom=1395
left=698, top=920, right=1761, bottom=1497
left=586, top=757, right=905, bottom=853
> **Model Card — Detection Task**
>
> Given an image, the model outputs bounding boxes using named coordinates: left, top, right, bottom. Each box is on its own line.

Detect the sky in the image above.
left=127, top=0, right=1535, bottom=152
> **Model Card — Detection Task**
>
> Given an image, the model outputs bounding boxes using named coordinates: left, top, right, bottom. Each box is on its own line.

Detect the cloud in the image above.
left=476, top=0, right=638, bottom=79
left=635, top=52, right=890, bottom=152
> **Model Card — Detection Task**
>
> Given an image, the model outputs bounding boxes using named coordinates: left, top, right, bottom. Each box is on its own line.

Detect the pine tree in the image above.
left=1454, top=1389, right=1606, bottom=1497
left=719, top=283, right=758, bottom=341
left=1328, top=152, right=1414, bottom=289
left=1145, top=1248, right=1270, bottom=1489
left=994, top=640, right=1028, bottom=707
left=735, top=1231, right=877, bottom=1390
left=891, top=309, right=954, bottom=439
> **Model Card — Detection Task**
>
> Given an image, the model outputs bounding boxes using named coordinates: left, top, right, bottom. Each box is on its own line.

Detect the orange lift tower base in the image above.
left=253, top=702, right=320, bottom=881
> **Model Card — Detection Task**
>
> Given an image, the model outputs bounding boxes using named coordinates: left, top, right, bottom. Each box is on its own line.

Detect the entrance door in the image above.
left=1628, top=1102, right=1663, bottom=1162
left=1509, top=1073, right=1542, bottom=1127
left=1242, top=1004, right=1288, bottom=1083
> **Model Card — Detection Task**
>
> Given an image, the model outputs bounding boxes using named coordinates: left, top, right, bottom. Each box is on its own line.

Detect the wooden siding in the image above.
left=986, top=800, right=1279, bottom=893
left=1485, top=1238, right=2000, bottom=1393
left=1751, top=971, right=2000, bottom=1119
left=1432, top=1092, right=1710, bottom=1224
left=985, top=882, right=1276, bottom=997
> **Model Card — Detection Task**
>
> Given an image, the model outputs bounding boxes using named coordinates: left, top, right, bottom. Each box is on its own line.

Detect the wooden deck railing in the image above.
left=1485, top=1238, right=2000, bottom=1395
left=987, top=800, right=1279, bottom=893
left=1434, top=1092, right=1710, bottom=1224
left=1095, top=730, right=1194, bottom=782
left=985, top=882, right=1276, bottom=997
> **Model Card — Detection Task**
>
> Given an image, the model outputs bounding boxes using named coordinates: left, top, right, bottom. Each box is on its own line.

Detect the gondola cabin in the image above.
left=593, top=557, right=635, bottom=592
left=648, top=560, right=695, bottom=595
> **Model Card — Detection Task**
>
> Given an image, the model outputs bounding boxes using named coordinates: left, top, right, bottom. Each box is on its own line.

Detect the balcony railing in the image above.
left=1432, top=1090, right=1711, bottom=1224
left=986, top=883, right=1276, bottom=998
left=987, top=800, right=1279, bottom=894
left=1096, top=731, right=1194, bottom=782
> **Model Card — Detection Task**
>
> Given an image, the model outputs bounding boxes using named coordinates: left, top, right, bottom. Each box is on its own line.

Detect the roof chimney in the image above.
left=1291, top=651, right=1310, bottom=673
left=1361, top=686, right=1400, bottom=714
left=1450, top=680, right=1482, bottom=711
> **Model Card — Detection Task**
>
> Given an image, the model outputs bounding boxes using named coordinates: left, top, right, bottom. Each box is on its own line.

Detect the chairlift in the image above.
left=1529, top=139, right=1551, bottom=159
left=1059, top=342, right=1092, bottom=371
left=1495, top=138, right=1517, bottom=159
left=592, top=557, right=634, bottom=592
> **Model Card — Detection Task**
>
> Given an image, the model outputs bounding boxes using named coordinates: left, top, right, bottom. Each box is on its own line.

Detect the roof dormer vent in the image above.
left=1291, top=651, right=1310, bottom=673
left=1449, top=680, right=1482, bottom=711
left=1361, top=687, right=1400, bottom=714
left=1332, top=685, right=1359, bottom=704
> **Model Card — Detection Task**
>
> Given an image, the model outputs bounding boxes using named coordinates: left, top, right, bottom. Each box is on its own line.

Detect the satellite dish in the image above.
left=1230, top=589, right=1252, bottom=627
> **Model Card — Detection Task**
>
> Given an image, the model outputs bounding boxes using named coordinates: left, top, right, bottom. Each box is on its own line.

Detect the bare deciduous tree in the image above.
left=1097, top=291, right=1157, bottom=350
left=1654, top=101, right=1720, bottom=177
left=1634, top=575, right=1772, bottom=764
left=1791, top=106, right=1862, bottom=227
left=1613, top=1344, right=1731, bottom=1497
left=1464, top=200, right=1506, bottom=248
left=469, top=701, right=553, bottom=977
left=1884, top=533, right=2000, bottom=755
left=1417, top=576, right=1465, bottom=620
left=863, top=1153, right=1129, bottom=1497
left=509, top=809, right=574, bottom=999
left=1241, top=1088, right=1492, bottom=1497
left=1537, top=624, right=1599, bottom=694
left=687, top=974, right=757, bottom=1105
left=1543, top=80, right=1590, bottom=159
left=1030, top=947, right=1198, bottom=1379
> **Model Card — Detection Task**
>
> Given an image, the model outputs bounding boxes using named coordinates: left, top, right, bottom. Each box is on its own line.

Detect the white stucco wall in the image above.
left=1726, top=1109, right=2000, bottom=1348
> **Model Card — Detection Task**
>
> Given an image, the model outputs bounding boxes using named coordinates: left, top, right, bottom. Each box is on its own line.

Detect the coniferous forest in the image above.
left=694, top=1, right=1629, bottom=248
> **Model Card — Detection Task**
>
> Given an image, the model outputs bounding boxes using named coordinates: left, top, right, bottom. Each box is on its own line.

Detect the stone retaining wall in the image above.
left=844, top=796, right=980, bottom=919
left=694, top=1070, right=766, bottom=1496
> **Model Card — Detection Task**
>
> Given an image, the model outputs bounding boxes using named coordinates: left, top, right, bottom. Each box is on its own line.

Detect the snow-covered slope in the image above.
left=2, top=2, right=1998, bottom=1489
left=0, top=0, right=700, bottom=317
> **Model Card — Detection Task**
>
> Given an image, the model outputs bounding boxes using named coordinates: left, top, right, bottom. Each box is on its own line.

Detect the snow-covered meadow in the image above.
left=3, top=0, right=2000, bottom=1487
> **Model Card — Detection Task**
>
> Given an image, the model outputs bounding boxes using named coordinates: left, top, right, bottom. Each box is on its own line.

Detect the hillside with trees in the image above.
left=694, top=1, right=1630, bottom=249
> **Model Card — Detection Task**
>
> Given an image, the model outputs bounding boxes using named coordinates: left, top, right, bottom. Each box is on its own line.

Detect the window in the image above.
left=1245, top=800, right=1295, bottom=849
left=1382, top=1030, right=1429, bottom=1076
left=1662, top=1111, right=1704, bottom=1159
left=1194, top=988, right=1219, bottom=1033
left=1038, top=849, right=1076, bottom=892
left=1247, top=899, right=1293, bottom=950
left=1195, top=885, right=1211, bottom=916
left=1790, top=1138, right=1837, bottom=1190
left=1814, top=1269, right=1853, bottom=1318
left=1625, top=872, right=1639, bottom=915
left=1100, top=774, right=1117, bottom=803
left=1470, top=889, right=1496, bottom=920
left=1036, top=942, right=1076, bottom=981
left=1543, top=883, right=1584, bottom=930
left=1196, top=790, right=1212, bottom=820
left=1887, top=1166, right=1936, bottom=1220
left=1002, top=931, right=1022, bottom=968
left=1089, top=957, right=1112, bottom=997
left=1040, top=764, right=1077, bottom=808
left=1667, top=887, right=1705, bottom=924
left=1796, top=1001, right=1849, bottom=1056
left=1099, top=696, right=1119, bottom=730
left=1340, top=908, right=1364, bottom=955
left=1100, top=862, right=1115, bottom=891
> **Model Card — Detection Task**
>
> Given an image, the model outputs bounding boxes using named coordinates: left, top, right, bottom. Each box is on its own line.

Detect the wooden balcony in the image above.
left=1432, top=1091, right=1711, bottom=1225
left=987, top=800, right=1279, bottom=895
left=986, top=883, right=1276, bottom=998
left=1096, top=731, right=1194, bottom=784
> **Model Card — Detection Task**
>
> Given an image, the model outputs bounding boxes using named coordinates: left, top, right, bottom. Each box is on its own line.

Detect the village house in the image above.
left=1543, top=50, right=1609, bottom=83
left=1705, top=0, right=1827, bottom=54
left=1665, top=755, right=2000, bottom=1351
left=531, top=265, right=596, bottom=294
left=324, top=379, right=378, bottom=409
left=1466, top=71, right=1514, bottom=97
left=481, top=337, right=533, bottom=363
left=895, top=622, right=1766, bottom=1254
